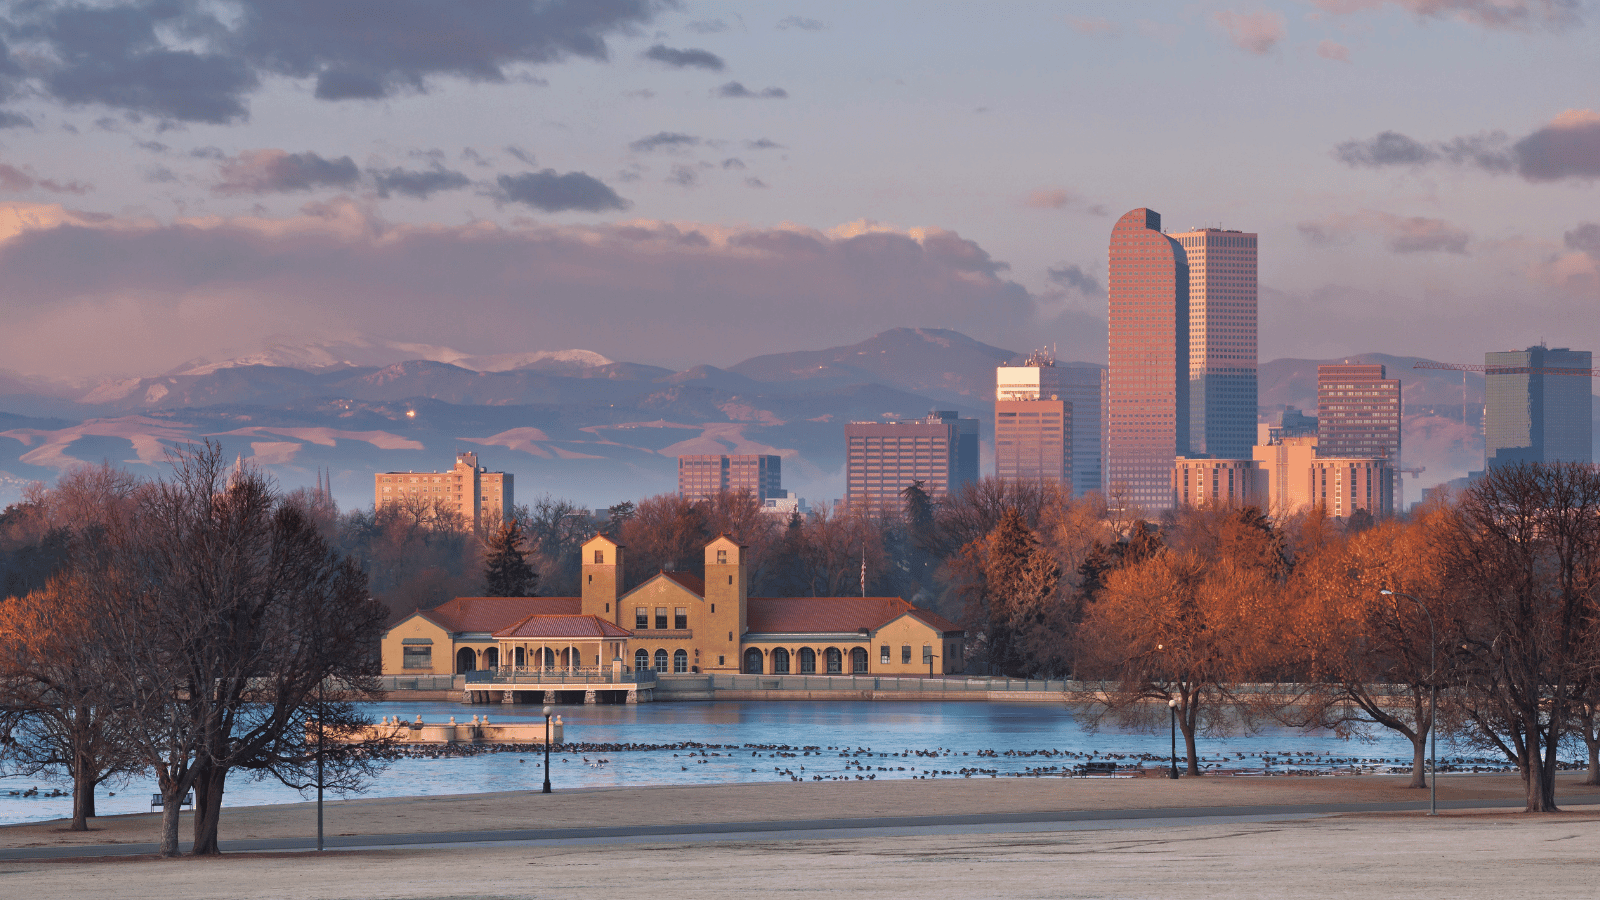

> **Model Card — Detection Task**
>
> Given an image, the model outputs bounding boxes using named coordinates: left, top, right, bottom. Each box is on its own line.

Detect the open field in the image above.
left=2, top=775, right=1599, bottom=898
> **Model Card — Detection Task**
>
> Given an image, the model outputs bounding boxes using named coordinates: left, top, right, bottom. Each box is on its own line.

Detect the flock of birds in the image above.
left=7, top=741, right=1587, bottom=802
left=340, top=740, right=1582, bottom=779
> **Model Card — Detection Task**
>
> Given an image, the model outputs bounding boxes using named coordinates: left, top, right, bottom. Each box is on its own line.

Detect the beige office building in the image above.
left=1252, top=435, right=1320, bottom=516
left=1252, top=434, right=1394, bottom=518
left=1172, top=457, right=1263, bottom=508
left=374, top=451, right=512, bottom=531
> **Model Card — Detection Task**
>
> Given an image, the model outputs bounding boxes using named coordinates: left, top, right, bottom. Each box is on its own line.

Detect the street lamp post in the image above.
left=316, top=677, right=324, bottom=851
left=542, top=704, right=553, bottom=794
left=1380, top=588, right=1437, bottom=817
left=1168, top=698, right=1180, bottom=779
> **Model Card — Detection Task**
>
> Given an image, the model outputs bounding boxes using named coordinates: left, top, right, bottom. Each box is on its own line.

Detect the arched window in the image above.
left=513, top=647, right=526, bottom=668
left=850, top=647, right=868, bottom=673
left=825, top=648, right=842, bottom=674
left=456, top=647, right=477, bottom=674
left=771, top=647, right=790, bottom=674
left=798, top=647, right=816, bottom=674
left=673, top=649, right=688, bottom=673
left=654, top=649, right=669, bottom=672
left=743, top=648, right=764, bottom=674
left=482, top=647, right=499, bottom=669
left=634, top=649, right=650, bottom=671
left=540, top=647, right=556, bottom=669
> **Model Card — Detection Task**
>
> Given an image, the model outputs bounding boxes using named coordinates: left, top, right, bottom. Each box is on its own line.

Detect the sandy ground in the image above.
left=2, top=771, right=1594, bottom=849
left=2, top=775, right=1599, bottom=898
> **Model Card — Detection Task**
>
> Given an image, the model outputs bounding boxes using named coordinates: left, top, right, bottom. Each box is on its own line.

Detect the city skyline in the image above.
left=0, top=2, right=1592, bottom=383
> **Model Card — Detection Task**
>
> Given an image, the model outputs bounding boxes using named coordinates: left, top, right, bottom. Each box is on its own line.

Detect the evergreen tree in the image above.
left=981, top=509, right=1062, bottom=675
left=482, top=521, right=538, bottom=597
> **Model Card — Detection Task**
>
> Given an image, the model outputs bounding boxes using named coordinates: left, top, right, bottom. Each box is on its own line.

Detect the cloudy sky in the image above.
left=0, top=0, right=1594, bottom=379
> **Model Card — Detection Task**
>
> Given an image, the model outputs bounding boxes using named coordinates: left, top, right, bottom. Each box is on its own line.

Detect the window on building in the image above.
left=798, top=647, right=816, bottom=674
left=654, top=649, right=669, bottom=672
left=674, top=607, right=687, bottom=630
left=655, top=607, right=668, bottom=630
left=880, top=645, right=890, bottom=664
left=673, top=649, right=688, bottom=673
left=901, top=645, right=912, bottom=664
left=923, top=645, right=933, bottom=663
left=772, top=647, right=790, bottom=674
left=636, top=607, right=649, bottom=629
left=402, top=645, right=432, bottom=669
left=594, top=549, right=604, bottom=564
left=825, top=648, right=842, bottom=674
left=634, top=649, right=649, bottom=670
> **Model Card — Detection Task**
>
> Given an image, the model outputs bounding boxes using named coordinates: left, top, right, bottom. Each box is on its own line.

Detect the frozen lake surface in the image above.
left=0, top=700, right=1498, bottom=826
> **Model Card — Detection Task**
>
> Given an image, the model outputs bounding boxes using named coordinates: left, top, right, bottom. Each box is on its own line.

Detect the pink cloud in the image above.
left=1311, top=0, right=1580, bottom=31
left=1317, top=39, right=1352, bottom=61
left=1214, top=10, right=1287, bottom=54
left=0, top=201, right=1063, bottom=377
left=1298, top=210, right=1472, bottom=255
left=1068, top=17, right=1119, bottom=36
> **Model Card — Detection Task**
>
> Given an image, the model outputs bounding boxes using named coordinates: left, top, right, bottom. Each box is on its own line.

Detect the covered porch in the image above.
left=465, top=614, right=651, bottom=704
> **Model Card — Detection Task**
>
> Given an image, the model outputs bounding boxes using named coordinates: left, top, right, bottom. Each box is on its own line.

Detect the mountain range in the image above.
left=0, top=328, right=1591, bottom=512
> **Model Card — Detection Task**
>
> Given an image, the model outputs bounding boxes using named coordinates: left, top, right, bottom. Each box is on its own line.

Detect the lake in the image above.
left=0, top=699, right=1498, bottom=826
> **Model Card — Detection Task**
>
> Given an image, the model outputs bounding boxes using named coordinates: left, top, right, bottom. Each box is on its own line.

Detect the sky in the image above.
left=0, top=0, right=1595, bottom=381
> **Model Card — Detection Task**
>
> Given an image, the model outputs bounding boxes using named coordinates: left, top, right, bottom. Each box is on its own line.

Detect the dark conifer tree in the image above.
left=483, top=521, right=538, bottom=597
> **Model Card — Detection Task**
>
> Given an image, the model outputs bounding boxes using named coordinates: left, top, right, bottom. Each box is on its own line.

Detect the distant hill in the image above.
left=0, top=331, right=1592, bottom=512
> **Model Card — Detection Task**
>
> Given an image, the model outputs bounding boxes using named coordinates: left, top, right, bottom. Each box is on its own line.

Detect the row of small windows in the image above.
left=635, top=648, right=691, bottom=673
left=635, top=607, right=689, bottom=630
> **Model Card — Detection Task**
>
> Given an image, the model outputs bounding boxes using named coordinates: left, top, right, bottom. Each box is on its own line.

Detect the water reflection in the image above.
left=0, top=700, right=1475, bottom=826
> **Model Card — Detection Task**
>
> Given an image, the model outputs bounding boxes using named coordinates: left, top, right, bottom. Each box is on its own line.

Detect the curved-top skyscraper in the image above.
left=1106, top=208, right=1189, bottom=512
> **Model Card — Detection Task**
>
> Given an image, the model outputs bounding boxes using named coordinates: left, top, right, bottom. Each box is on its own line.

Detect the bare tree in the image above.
left=93, top=443, right=389, bottom=855
left=1439, top=462, right=1600, bottom=812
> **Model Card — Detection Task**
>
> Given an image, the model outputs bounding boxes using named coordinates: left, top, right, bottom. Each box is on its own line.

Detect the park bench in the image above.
left=1076, top=761, right=1118, bottom=776
left=150, top=792, right=194, bottom=812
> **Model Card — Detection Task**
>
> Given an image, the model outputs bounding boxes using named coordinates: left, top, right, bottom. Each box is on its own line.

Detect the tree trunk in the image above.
left=1586, top=733, right=1599, bottom=786
left=1181, top=721, right=1200, bottom=776
left=1408, top=733, right=1428, bottom=790
left=159, top=785, right=184, bottom=858
left=191, top=764, right=228, bottom=855
left=1524, top=728, right=1558, bottom=813
left=70, top=737, right=92, bottom=831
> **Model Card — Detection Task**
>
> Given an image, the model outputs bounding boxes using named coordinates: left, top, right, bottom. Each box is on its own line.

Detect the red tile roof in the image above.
left=415, top=596, right=580, bottom=634
left=746, top=597, right=962, bottom=635
left=493, top=614, right=633, bottom=640
left=657, top=571, right=706, bottom=596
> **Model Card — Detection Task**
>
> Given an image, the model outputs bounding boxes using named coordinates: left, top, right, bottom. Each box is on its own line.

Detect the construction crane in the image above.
left=1412, top=361, right=1600, bottom=427
left=1395, top=465, right=1424, bottom=512
left=1413, top=362, right=1599, bottom=377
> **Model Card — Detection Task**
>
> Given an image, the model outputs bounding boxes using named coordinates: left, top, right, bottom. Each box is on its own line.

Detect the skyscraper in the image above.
left=995, top=351, right=1073, bottom=490
left=1484, top=346, right=1594, bottom=468
left=1171, top=227, right=1258, bottom=459
left=1317, top=364, right=1402, bottom=461
left=1107, top=208, right=1189, bottom=511
left=845, top=411, right=979, bottom=511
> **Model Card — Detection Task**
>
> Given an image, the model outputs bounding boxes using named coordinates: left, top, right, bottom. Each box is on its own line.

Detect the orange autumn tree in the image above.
left=1078, top=506, right=1286, bottom=774
left=1280, top=509, right=1450, bottom=788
